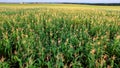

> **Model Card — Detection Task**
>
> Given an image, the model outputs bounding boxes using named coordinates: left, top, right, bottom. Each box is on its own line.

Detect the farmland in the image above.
left=0, top=4, right=120, bottom=68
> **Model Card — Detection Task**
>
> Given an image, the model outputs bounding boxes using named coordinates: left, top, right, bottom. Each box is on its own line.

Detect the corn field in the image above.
left=0, top=4, right=120, bottom=68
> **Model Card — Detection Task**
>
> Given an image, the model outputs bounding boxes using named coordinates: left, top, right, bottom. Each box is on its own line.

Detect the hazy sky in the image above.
left=0, top=0, right=120, bottom=3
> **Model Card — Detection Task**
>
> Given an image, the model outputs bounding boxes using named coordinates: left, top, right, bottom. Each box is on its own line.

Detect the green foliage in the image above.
left=0, top=4, right=120, bottom=68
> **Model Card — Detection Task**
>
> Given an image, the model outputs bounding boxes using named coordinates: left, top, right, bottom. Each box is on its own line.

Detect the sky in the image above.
left=0, top=0, right=120, bottom=3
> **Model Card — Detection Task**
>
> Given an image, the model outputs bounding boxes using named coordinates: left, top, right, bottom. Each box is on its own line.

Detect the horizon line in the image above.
left=0, top=2, right=120, bottom=3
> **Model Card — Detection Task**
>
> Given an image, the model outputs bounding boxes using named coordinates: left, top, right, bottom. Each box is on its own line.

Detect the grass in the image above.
left=0, top=4, right=120, bottom=68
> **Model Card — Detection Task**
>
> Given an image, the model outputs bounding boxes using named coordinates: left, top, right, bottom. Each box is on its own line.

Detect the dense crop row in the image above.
left=0, top=5, right=120, bottom=68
